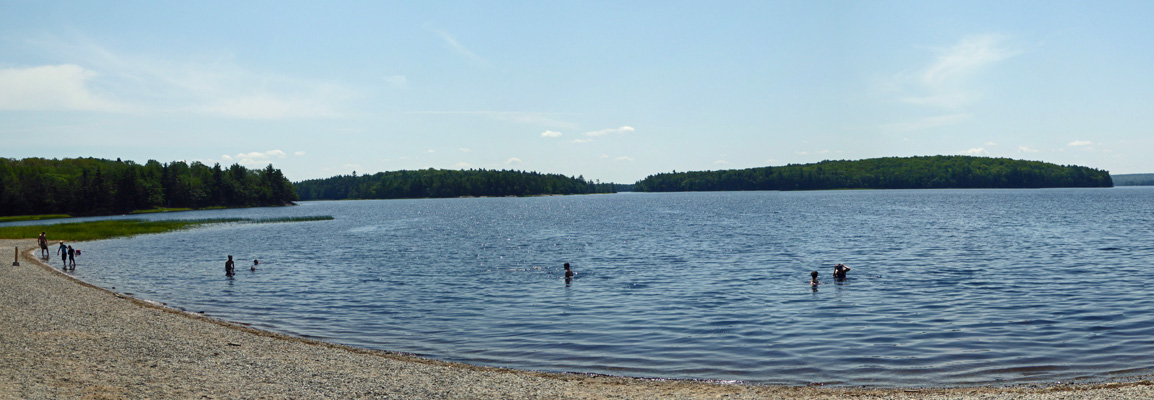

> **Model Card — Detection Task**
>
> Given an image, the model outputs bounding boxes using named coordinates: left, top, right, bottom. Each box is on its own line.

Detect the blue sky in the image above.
left=2, top=1, right=1151, bottom=183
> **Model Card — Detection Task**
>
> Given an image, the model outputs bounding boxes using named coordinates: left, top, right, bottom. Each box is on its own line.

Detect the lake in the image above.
left=30, top=188, right=1154, bottom=387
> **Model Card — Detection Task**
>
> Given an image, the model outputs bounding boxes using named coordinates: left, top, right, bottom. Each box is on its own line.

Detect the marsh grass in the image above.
left=0, top=214, right=71, bottom=223
left=0, top=216, right=334, bottom=241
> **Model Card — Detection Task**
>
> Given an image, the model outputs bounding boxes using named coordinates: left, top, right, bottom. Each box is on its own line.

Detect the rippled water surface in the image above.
left=35, top=188, right=1154, bottom=386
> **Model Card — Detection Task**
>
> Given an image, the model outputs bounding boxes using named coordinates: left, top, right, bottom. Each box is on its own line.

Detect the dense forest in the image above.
left=295, top=168, right=616, bottom=200
left=1111, top=173, right=1154, bottom=186
left=0, top=157, right=297, bottom=217
left=634, top=156, right=1113, bottom=192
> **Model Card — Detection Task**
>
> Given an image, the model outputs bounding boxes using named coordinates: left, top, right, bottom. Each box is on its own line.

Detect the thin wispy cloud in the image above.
left=505, top=157, right=522, bottom=165
left=383, top=75, right=408, bottom=89
left=585, top=126, right=635, bottom=136
left=1019, top=146, right=1040, bottom=153
left=541, top=130, right=563, bottom=138
left=1068, top=140, right=1093, bottom=147
left=432, top=29, right=489, bottom=66
left=901, top=34, right=1018, bottom=109
left=409, top=111, right=577, bottom=129
left=881, top=113, right=973, bottom=133
left=963, top=148, right=988, bottom=155
left=615, top=156, right=634, bottom=162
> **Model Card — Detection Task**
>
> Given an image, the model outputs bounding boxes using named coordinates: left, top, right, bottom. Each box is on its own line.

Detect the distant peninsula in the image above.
left=1111, top=173, right=1154, bottom=186
left=633, top=156, right=1113, bottom=192
left=294, top=168, right=616, bottom=200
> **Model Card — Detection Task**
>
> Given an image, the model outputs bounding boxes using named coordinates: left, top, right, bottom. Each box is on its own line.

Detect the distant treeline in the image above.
left=295, top=168, right=616, bottom=200
left=634, top=156, right=1113, bottom=192
left=0, top=158, right=297, bottom=217
left=1111, top=173, right=1154, bottom=186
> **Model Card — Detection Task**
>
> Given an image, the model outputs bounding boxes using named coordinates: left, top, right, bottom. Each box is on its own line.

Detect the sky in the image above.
left=2, top=1, right=1152, bottom=183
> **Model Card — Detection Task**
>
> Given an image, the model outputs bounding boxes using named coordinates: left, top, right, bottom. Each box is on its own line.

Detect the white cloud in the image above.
left=222, top=149, right=289, bottom=165
left=459, top=148, right=471, bottom=152
left=541, top=130, right=563, bottom=138
left=294, top=151, right=306, bottom=156
left=505, top=157, right=522, bottom=164
left=584, top=126, right=635, bottom=136
left=985, top=142, right=998, bottom=146
left=714, top=160, right=730, bottom=165
left=1068, top=140, right=1093, bottom=147
left=572, top=138, right=593, bottom=144
left=0, top=64, right=124, bottom=111
left=22, top=37, right=353, bottom=119
left=963, top=148, right=988, bottom=155
left=1019, top=146, right=1040, bottom=153
left=455, top=162, right=472, bottom=168
left=881, top=113, right=973, bottom=133
left=615, top=156, right=634, bottom=162
left=427, top=149, right=436, bottom=153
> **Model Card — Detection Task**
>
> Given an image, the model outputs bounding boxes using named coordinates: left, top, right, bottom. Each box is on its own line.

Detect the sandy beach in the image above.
left=1, top=238, right=1151, bottom=399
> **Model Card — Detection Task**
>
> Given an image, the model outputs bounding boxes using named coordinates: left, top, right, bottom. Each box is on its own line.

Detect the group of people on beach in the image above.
left=38, top=232, right=77, bottom=270
left=810, top=263, right=851, bottom=287
left=224, top=255, right=261, bottom=278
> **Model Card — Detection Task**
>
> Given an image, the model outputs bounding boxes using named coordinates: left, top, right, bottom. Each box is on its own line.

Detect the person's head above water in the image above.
left=811, top=271, right=818, bottom=279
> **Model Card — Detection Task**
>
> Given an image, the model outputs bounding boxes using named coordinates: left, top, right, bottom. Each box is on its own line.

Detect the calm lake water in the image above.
left=27, top=188, right=1154, bottom=387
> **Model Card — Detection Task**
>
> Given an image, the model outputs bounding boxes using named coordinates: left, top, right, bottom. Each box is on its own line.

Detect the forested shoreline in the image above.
left=633, top=156, right=1113, bottom=192
left=0, top=158, right=296, bottom=217
left=295, top=169, right=615, bottom=201
left=1, top=156, right=1124, bottom=218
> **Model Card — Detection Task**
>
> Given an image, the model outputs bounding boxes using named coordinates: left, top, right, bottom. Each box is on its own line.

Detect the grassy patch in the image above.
left=130, top=208, right=194, bottom=214
left=0, top=216, right=334, bottom=241
left=0, top=214, right=71, bottom=223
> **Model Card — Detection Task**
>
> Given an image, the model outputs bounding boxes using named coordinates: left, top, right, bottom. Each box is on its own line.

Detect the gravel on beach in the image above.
left=1, top=238, right=1151, bottom=399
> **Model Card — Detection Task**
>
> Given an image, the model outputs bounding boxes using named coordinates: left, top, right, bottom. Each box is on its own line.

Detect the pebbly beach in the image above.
left=2, top=238, right=1152, bottom=399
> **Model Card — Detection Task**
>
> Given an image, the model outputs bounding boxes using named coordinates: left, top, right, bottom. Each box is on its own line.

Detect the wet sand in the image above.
left=1, top=238, right=1151, bottom=399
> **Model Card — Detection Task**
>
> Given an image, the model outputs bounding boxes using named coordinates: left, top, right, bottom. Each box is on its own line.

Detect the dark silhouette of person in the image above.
left=251, top=259, right=259, bottom=272
left=225, top=255, right=235, bottom=277
left=57, top=242, right=67, bottom=268
left=833, top=263, right=851, bottom=280
left=38, top=232, right=48, bottom=258
left=66, top=245, right=76, bottom=270
left=810, top=270, right=820, bottom=287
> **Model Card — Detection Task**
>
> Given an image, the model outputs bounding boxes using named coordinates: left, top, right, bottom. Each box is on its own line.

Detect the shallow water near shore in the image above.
left=25, top=188, right=1154, bottom=387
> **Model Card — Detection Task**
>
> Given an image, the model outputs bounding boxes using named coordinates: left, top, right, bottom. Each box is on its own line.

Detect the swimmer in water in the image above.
left=810, top=270, right=820, bottom=287
left=833, top=263, right=851, bottom=279
left=564, top=262, right=575, bottom=279
left=252, top=259, right=259, bottom=271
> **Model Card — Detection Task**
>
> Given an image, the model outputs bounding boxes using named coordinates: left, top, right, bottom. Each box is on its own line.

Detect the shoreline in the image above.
left=2, top=238, right=1152, bottom=399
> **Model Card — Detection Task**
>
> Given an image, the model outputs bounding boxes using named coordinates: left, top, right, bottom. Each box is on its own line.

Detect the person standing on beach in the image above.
left=66, top=245, right=76, bottom=270
left=37, top=232, right=48, bottom=258
left=225, top=255, right=235, bottom=277
left=57, top=241, right=67, bottom=268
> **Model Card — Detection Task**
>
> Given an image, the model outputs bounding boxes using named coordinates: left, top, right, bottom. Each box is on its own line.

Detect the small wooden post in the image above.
left=12, top=246, right=19, bottom=266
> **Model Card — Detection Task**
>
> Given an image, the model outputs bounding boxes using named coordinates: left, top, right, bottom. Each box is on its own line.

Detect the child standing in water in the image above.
left=810, top=271, right=820, bottom=287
